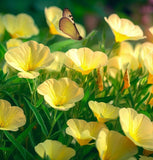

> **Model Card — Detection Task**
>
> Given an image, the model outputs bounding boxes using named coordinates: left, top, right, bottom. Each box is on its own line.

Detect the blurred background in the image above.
left=0, top=0, right=153, bottom=32
left=0, top=0, right=153, bottom=33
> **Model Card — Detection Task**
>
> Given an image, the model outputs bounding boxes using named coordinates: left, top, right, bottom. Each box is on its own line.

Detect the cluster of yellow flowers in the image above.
left=0, top=6, right=153, bottom=160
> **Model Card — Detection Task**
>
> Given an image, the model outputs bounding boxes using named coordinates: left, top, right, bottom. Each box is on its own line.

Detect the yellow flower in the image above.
left=107, top=43, right=139, bottom=78
left=6, top=38, right=23, bottom=49
left=66, top=119, right=106, bottom=145
left=64, top=47, right=108, bottom=75
left=107, top=56, right=123, bottom=78
left=88, top=101, right=120, bottom=122
left=46, top=51, right=67, bottom=72
left=5, top=40, right=54, bottom=79
left=139, top=156, right=153, bottom=160
left=0, top=99, right=26, bottom=131
left=119, top=108, right=153, bottom=151
left=3, top=13, right=39, bottom=38
left=141, top=42, right=153, bottom=76
left=104, top=14, right=145, bottom=42
left=0, top=14, right=5, bottom=40
left=96, top=129, right=138, bottom=160
left=35, top=139, right=76, bottom=160
left=44, top=6, right=85, bottom=38
left=37, top=77, right=84, bottom=111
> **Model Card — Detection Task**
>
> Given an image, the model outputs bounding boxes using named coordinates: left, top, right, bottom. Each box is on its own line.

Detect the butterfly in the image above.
left=59, top=8, right=82, bottom=40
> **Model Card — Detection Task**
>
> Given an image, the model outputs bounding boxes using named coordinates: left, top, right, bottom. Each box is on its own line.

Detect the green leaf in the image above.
left=49, top=39, right=82, bottom=52
left=82, top=30, right=97, bottom=46
left=0, top=90, right=19, bottom=106
left=135, top=92, right=150, bottom=110
left=24, top=98, right=48, bottom=136
left=7, top=122, right=36, bottom=159
left=41, top=104, right=51, bottom=121
left=0, top=43, right=6, bottom=61
left=4, top=131, right=34, bottom=160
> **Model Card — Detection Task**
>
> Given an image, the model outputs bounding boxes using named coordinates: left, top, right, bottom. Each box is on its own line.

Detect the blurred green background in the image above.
left=0, top=0, right=152, bottom=34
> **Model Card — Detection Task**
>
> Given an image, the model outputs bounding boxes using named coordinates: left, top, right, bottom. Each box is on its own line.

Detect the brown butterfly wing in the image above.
left=59, top=17, right=82, bottom=40
left=63, top=8, right=74, bottom=24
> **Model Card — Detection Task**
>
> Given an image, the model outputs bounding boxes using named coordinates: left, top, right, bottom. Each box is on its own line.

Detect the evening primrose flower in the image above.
left=96, top=129, right=138, bottom=160
left=3, top=13, right=39, bottom=38
left=35, top=139, right=76, bottom=160
left=107, top=42, right=140, bottom=78
left=66, top=119, right=107, bottom=145
left=104, top=14, right=145, bottom=42
left=5, top=40, right=54, bottom=79
left=64, top=47, right=108, bottom=75
left=88, top=101, right=120, bottom=122
left=45, top=6, right=85, bottom=38
left=119, top=108, right=153, bottom=151
left=46, top=51, right=67, bottom=72
left=142, top=42, right=153, bottom=79
left=6, top=38, right=23, bottom=49
left=37, top=77, right=84, bottom=111
left=0, top=99, right=26, bottom=131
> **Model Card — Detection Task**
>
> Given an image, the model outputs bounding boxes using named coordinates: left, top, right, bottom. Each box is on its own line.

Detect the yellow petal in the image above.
left=46, top=51, right=66, bottom=71
left=3, top=13, right=39, bottom=38
left=37, top=77, right=84, bottom=111
left=35, top=139, right=75, bottom=160
left=6, top=38, right=23, bottom=49
left=5, top=40, right=54, bottom=79
left=65, top=47, right=108, bottom=75
left=119, top=108, right=153, bottom=151
left=88, top=101, right=120, bottom=122
left=66, top=119, right=91, bottom=145
left=96, top=129, right=138, bottom=160
left=0, top=99, right=26, bottom=131
left=104, top=14, right=145, bottom=42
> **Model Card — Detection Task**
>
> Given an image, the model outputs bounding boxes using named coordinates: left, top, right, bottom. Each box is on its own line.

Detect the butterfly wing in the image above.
left=63, top=8, right=74, bottom=23
left=59, top=17, right=82, bottom=40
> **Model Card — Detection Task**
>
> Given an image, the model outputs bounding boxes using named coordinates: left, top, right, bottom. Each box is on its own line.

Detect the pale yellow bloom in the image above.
left=5, top=40, right=54, bottom=79
left=37, top=77, right=84, bottom=111
left=35, top=139, right=76, bottom=160
left=45, top=6, right=85, bottom=38
left=6, top=38, right=23, bottom=49
left=96, top=129, right=138, bottom=160
left=66, top=119, right=106, bottom=145
left=88, top=101, right=120, bottom=122
left=104, top=14, right=145, bottom=42
left=144, top=52, right=153, bottom=75
left=107, top=42, right=140, bottom=78
left=64, top=47, right=108, bottom=75
left=0, top=99, right=26, bottom=131
left=140, top=42, right=153, bottom=63
left=139, top=156, right=153, bottom=160
left=3, top=13, right=39, bottom=38
left=107, top=56, right=122, bottom=78
left=107, top=55, right=138, bottom=78
left=46, top=51, right=66, bottom=72
left=140, top=42, right=153, bottom=75
left=119, top=108, right=153, bottom=151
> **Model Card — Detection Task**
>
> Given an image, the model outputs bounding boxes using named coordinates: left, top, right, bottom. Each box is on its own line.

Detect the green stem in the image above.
left=47, top=110, right=58, bottom=138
